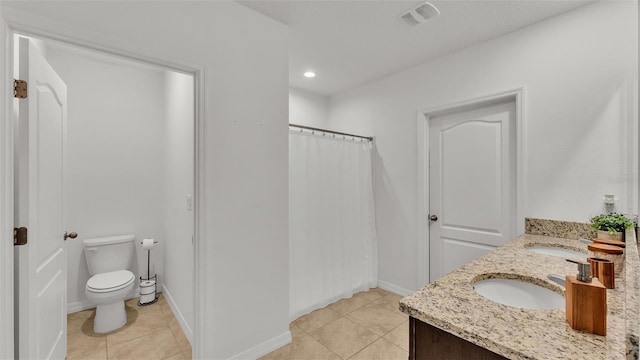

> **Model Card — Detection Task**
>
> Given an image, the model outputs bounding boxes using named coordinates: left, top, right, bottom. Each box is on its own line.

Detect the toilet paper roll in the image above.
left=139, top=279, right=157, bottom=304
left=140, top=292, right=156, bottom=304
left=142, top=238, right=155, bottom=250
left=140, top=280, right=156, bottom=295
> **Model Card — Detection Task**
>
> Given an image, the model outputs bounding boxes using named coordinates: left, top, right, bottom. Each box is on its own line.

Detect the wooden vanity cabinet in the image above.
left=409, top=317, right=508, bottom=360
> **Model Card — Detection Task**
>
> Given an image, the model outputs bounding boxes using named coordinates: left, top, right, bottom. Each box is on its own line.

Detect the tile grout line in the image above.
left=311, top=315, right=381, bottom=360
left=346, top=336, right=408, bottom=360
left=348, top=303, right=409, bottom=359
left=105, top=331, right=109, bottom=360
left=279, top=289, right=401, bottom=360
left=69, top=295, right=188, bottom=360
left=161, top=299, right=192, bottom=354
left=159, top=296, right=192, bottom=357
left=167, top=319, right=189, bottom=354
left=107, top=327, right=168, bottom=353
left=341, top=315, right=382, bottom=360
left=292, top=312, right=376, bottom=360
left=312, top=333, right=344, bottom=360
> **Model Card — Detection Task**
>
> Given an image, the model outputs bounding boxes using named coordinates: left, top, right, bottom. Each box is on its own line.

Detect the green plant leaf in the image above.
left=589, top=213, right=636, bottom=235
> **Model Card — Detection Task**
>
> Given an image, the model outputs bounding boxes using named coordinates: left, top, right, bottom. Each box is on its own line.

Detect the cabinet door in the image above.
left=409, top=317, right=507, bottom=360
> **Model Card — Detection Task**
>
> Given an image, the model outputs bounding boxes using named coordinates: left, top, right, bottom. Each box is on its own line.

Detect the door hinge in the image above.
left=14, top=227, right=28, bottom=246
left=14, top=79, right=27, bottom=99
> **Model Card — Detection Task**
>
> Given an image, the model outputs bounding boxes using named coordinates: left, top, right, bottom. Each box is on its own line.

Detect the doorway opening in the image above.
left=12, top=33, right=197, bottom=360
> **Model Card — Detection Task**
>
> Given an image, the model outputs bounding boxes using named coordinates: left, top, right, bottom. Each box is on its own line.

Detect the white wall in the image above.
left=327, top=1, right=638, bottom=292
left=0, top=15, right=15, bottom=360
left=163, top=71, right=194, bottom=342
left=45, top=45, right=167, bottom=311
left=1, top=2, right=290, bottom=359
left=289, top=87, right=329, bottom=128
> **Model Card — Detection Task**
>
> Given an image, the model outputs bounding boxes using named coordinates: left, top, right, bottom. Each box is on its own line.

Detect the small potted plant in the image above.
left=589, top=213, right=636, bottom=241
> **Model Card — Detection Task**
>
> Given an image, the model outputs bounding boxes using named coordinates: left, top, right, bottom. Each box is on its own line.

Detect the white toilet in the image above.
left=84, top=234, right=136, bottom=333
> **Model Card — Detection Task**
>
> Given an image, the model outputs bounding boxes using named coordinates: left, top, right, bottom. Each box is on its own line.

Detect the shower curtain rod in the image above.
left=289, top=123, right=373, bottom=142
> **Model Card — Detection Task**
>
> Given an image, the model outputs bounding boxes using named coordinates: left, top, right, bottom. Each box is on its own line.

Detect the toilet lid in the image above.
left=87, top=270, right=135, bottom=293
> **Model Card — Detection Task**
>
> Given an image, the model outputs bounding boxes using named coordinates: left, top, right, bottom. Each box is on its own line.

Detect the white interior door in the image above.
left=15, top=37, right=68, bottom=360
left=429, top=100, right=515, bottom=282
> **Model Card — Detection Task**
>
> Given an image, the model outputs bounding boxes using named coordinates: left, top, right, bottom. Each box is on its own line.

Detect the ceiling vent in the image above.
left=400, top=2, right=440, bottom=26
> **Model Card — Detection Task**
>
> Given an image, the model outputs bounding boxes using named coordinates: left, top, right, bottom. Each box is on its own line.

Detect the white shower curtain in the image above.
left=289, top=130, right=378, bottom=320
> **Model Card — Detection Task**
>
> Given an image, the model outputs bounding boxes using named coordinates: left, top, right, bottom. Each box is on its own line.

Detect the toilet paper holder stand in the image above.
left=138, top=239, right=159, bottom=306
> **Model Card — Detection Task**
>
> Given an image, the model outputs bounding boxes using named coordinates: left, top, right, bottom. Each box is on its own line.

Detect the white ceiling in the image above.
left=238, top=0, right=594, bottom=96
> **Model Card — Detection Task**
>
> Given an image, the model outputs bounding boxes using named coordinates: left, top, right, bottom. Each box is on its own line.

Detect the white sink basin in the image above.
left=526, top=245, right=585, bottom=259
left=473, top=278, right=564, bottom=310
left=547, top=274, right=565, bottom=288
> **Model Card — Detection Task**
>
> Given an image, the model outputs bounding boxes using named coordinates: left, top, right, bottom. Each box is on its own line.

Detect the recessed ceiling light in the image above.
left=304, top=71, right=316, bottom=78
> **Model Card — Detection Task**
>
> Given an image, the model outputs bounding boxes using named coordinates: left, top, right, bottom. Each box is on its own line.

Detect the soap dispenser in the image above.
left=565, top=259, right=607, bottom=336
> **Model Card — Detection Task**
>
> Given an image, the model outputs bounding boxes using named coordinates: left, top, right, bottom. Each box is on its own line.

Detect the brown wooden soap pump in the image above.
left=565, top=259, right=607, bottom=336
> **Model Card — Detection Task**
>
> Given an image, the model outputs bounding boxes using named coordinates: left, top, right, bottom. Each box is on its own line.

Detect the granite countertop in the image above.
left=400, top=232, right=640, bottom=360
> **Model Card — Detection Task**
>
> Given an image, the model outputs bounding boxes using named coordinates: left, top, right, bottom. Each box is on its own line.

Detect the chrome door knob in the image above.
left=430, top=215, right=438, bottom=221
left=64, top=231, right=78, bottom=240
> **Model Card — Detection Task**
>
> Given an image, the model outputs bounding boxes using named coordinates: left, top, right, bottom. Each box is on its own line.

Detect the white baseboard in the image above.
left=66, top=286, right=147, bottom=314
left=377, top=280, right=413, bottom=296
left=228, top=330, right=292, bottom=360
left=162, top=284, right=193, bottom=345
left=67, top=299, right=94, bottom=314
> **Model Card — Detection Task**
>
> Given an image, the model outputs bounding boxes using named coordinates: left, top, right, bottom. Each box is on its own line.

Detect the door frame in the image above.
left=0, top=17, right=206, bottom=360
left=0, top=17, right=13, bottom=360
left=416, top=88, right=526, bottom=287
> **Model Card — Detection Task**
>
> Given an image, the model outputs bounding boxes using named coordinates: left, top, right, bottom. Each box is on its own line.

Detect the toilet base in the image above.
left=93, top=301, right=127, bottom=333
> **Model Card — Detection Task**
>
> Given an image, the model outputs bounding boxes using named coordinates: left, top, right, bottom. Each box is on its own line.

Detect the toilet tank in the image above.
left=83, top=234, right=135, bottom=276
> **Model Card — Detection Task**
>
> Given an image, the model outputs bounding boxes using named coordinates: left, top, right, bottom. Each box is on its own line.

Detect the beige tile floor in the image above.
left=67, top=294, right=192, bottom=360
left=260, top=288, right=409, bottom=360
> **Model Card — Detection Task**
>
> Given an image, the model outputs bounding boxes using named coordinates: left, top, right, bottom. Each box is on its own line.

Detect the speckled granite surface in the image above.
left=400, top=234, right=640, bottom=360
left=525, top=218, right=597, bottom=239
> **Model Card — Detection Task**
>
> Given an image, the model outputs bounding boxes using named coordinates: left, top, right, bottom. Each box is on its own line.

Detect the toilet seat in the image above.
left=87, top=270, right=135, bottom=293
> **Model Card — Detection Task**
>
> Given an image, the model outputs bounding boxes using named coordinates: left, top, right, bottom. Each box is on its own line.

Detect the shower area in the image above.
left=288, top=124, right=378, bottom=320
